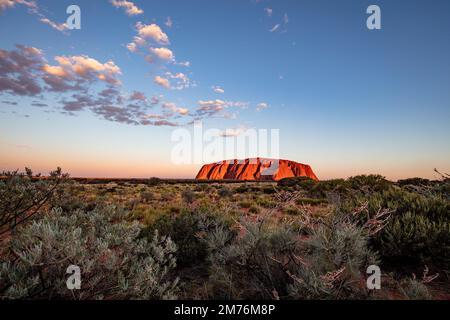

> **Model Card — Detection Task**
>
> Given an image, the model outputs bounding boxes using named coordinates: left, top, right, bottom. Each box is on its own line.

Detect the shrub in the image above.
left=347, top=174, right=392, bottom=193
left=203, top=212, right=377, bottom=300
left=248, top=205, right=260, bottom=214
left=399, top=279, right=431, bottom=300
left=142, top=210, right=233, bottom=268
left=181, top=189, right=195, bottom=204
left=239, top=200, right=252, bottom=209
left=309, top=179, right=350, bottom=198
left=342, top=187, right=450, bottom=267
left=397, top=178, right=431, bottom=187
left=140, top=191, right=155, bottom=203
left=283, top=206, right=300, bottom=215
left=147, top=177, right=162, bottom=186
left=0, top=168, right=68, bottom=236
left=277, top=176, right=317, bottom=189
left=217, top=187, right=233, bottom=198
left=0, top=205, right=179, bottom=299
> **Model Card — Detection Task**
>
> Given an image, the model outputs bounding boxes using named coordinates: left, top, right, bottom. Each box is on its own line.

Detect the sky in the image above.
left=0, top=0, right=449, bottom=180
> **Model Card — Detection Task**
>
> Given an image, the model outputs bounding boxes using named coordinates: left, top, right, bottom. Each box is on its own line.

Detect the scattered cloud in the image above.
left=212, top=85, right=225, bottom=94
left=110, top=0, right=143, bottom=16
left=194, top=99, right=248, bottom=118
left=0, top=45, right=45, bottom=96
left=175, top=61, right=191, bottom=67
left=0, top=0, right=69, bottom=34
left=136, top=22, right=169, bottom=45
left=154, top=75, right=170, bottom=89
left=0, top=0, right=36, bottom=12
left=283, top=13, right=289, bottom=24
left=149, top=47, right=174, bottom=61
left=129, top=91, right=147, bottom=102
left=264, top=8, right=272, bottom=17
left=162, top=102, right=189, bottom=116
left=165, top=16, right=173, bottom=28
left=39, top=18, right=68, bottom=32
left=43, top=55, right=122, bottom=85
left=256, top=102, right=268, bottom=111
left=126, top=42, right=137, bottom=52
left=166, top=72, right=193, bottom=90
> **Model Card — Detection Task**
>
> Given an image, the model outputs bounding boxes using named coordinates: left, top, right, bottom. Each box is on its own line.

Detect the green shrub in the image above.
left=0, top=206, right=178, bottom=299
left=397, top=178, right=431, bottom=187
left=309, top=179, right=350, bottom=198
left=399, top=279, right=431, bottom=300
left=248, top=205, right=260, bottom=214
left=140, top=191, right=155, bottom=203
left=217, top=187, right=233, bottom=197
left=342, top=187, right=450, bottom=267
left=347, top=174, right=392, bottom=193
left=181, top=189, right=195, bottom=204
left=142, top=210, right=233, bottom=268
left=239, top=200, right=252, bottom=209
left=203, top=213, right=377, bottom=300
left=0, top=168, right=68, bottom=236
left=277, top=176, right=317, bottom=189
left=283, top=206, right=300, bottom=215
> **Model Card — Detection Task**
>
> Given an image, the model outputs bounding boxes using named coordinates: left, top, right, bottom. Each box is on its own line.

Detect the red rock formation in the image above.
left=195, top=158, right=318, bottom=181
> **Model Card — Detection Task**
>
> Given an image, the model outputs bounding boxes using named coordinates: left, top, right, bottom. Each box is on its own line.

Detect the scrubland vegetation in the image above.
left=0, top=169, right=449, bottom=299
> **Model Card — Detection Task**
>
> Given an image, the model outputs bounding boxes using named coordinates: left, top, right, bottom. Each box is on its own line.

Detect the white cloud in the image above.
left=176, top=61, right=191, bottom=67
left=150, top=47, right=174, bottom=61
left=0, top=0, right=35, bottom=11
left=256, top=102, right=268, bottom=111
left=212, top=86, right=225, bottom=94
left=126, top=42, right=137, bottom=52
left=0, top=0, right=69, bottom=34
left=43, top=55, right=122, bottom=85
left=162, top=102, right=189, bottom=116
left=165, top=16, right=173, bottom=28
left=40, top=18, right=68, bottom=32
left=264, top=8, right=272, bottom=17
left=136, top=22, right=169, bottom=45
left=154, top=75, right=170, bottom=89
left=110, top=0, right=143, bottom=16
left=165, top=72, right=193, bottom=90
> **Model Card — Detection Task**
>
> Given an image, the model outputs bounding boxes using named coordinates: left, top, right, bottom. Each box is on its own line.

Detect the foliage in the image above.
left=181, top=189, right=195, bottom=204
left=0, top=168, right=68, bottom=236
left=0, top=205, right=178, bottom=300
left=203, top=212, right=377, bottom=300
left=342, top=186, right=450, bottom=267
left=142, top=210, right=234, bottom=268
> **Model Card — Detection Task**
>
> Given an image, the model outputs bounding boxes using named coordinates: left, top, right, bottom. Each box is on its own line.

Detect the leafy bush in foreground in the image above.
left=0, top=205, right=178, bottom=300
left=203, top=212, right=377, bottom=300
left=342, top=186, right=450, bottom=267
left=142, top=209, right=234, bottom=268
left=0, top=168, right=67, bottom=236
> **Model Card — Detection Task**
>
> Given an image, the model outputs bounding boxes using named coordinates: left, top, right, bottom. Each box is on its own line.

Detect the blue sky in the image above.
left=0, top=0, right=449, bottom=179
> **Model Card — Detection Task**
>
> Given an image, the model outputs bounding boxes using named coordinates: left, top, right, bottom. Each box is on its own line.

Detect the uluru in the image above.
left=195, top=158, right=318, bottom=181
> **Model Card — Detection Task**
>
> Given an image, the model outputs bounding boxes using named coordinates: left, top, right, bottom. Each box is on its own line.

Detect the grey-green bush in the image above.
left=0, top=205, right=179, bottom=300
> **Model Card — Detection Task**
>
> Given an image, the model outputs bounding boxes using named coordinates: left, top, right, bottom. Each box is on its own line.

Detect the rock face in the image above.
left=195, top=158, right=318, bottom=181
